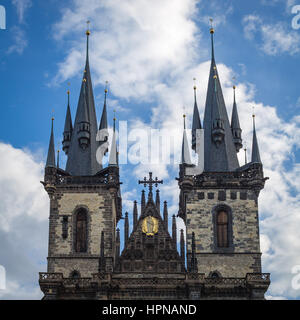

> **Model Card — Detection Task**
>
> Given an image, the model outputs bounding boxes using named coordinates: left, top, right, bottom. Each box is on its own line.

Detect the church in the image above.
left=39, top=24, right=270, bottom=300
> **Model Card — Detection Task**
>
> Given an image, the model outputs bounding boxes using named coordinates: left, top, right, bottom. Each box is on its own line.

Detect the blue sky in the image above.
left=0, top=0, right=300, bottom=299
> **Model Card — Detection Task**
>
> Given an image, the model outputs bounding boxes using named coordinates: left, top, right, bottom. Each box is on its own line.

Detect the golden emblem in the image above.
left=142, top=216, right=159, bottom=236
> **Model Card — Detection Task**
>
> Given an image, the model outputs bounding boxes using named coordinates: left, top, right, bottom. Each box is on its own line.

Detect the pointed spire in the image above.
left=133, top=201, right=138, bottom=229
left=46, top=118, right=56, bottom=168
left=192, top=81, right=202, bottom=151
left=155, top=189, right=160, bottom=214
left=172, top=215, right=177, bottom=245
left=65, top=24, right=100, bottom=176
left=244, top=142, right=247, bottom=165
left=163, top=201, right=168, bottom=230
left=251, top=112, right=262, bottom=163
left=99, top=82, right=108, bottom=131
left=210, top=18, right=215, bottom=61
left=115, top=228, right=120, bottom=266
left=203, top=24, right=239, bottom=172
left=181, top=114, right=192, bottom=164
left=231, top=85, right=243, bottom=152
left=141, top=190, right=146, bottom=215
left=180, top=229, right=185, bottom=270
left=190, top=232, right=198, bottom=273
left=124, top=212, right=129, bottom=247
left=62, top=89, right=73, bottom=155
left=109, top=114, right=118, bottom=166
left=99, top=230, right=106, bottom=272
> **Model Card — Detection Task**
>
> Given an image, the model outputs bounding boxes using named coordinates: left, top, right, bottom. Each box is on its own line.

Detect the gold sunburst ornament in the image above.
left=142, top=216, right=159, bottom=236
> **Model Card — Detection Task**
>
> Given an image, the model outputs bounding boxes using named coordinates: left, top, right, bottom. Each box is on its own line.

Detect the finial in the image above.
left=105, top=80, right=108, bottom=93
left=252, top=106, right=255, bottom=118
left=193, top=77, right=197, bottom=90
left=244, top=141, right=247, bottom=165
left=113, top=109, right=116, bottom=131
left=209, top=18, right=214, bottom=34
left=86, top=20, right=91, bottom=36
left=183, top=113, right=186, bottom=130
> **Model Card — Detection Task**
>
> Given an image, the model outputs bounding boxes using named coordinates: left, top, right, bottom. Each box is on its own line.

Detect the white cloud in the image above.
left=12, top=0, right=32, bottom=24
left=7, top=26, right=28, bottom=55
left=0, top=143, right=48, bottom=299
left=243, top=15, right=300, bottom=55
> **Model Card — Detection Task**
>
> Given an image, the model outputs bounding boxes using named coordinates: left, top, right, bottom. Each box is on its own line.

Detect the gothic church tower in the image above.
left=178, top=26, right=270, bottom=299
left=40, top=27, right=122, bottom=299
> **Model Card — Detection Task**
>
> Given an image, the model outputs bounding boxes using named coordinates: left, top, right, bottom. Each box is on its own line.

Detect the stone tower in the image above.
left=178, top=26, right=270, bottom=299
left=39, top=27, right=122, bottom=299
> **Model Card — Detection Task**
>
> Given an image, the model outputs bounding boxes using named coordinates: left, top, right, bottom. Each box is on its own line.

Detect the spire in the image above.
left=231, top=85, right=243, bottom=152
left=99, top=82, right=108, bottom=131
left=251, top=112, right=262, bottom=163
left=180, top=229, right=185, bottom=270
left=141, top=190, right=146, bottom=215
left=192, top=82, right=202, bottom=151
left=244, top=142, right=247, bottom=165
left=181, top=114, right=192, bottom=164
left=62, top=89, right=73, bottom=155
left=133, top=200, right=138, bottom=229
left=172, top=215, right=177, bottom=245
left=203, top=24, right=239, bottom=172
left=99, top=230, right=106, bottom=272
left=155, top=189, right=160, bottom=214
left=109, top=114, right=118, bottom=166
left=115, top=228, right=120, bottom=266
left=46, top=118, right=56, bottom=168
left=65, top=23, right=100, bottom=176
left=190, top=232, right=198, bottom=273
left=124, top=212, right=129, bottom=247
left=210, top=18, right=215, bottom=61
left=163, top=201, right=168, bottom=230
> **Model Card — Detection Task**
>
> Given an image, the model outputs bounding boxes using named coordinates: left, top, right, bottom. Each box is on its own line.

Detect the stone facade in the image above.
left=43, top=166, right=121, bottom=279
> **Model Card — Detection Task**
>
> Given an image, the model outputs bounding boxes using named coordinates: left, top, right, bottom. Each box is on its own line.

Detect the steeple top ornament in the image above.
left=86, top=20, right=91, bottom=36
left=139, top=172, right=163, bottom=195
left=210, top=18, right=214, bottom=34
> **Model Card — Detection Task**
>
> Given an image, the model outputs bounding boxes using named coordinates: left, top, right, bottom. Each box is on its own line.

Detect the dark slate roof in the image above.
left=46, top=119, right=56, bottom=168
left=99, top=90, right=108, bottom=130
left=64, top=92, right=73, bottom=134
left=65, top=34, right=101, bottom=176
left=231, top=87, right=241, bottom=130
left=202, top=32, right=239, bottom=172
left=192, top=86, right=202, bottom=151
left=251, top=116, right=262, bottom=163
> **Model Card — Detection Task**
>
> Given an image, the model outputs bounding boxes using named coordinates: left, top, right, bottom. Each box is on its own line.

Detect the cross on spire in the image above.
left=139, top=172, right=163, bottom=195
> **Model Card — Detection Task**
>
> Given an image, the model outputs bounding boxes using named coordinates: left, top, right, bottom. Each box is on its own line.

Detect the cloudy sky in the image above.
left=0, top=0, right=300, bottom=300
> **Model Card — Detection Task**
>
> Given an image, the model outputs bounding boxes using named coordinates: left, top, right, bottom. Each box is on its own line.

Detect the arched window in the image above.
left=75, top=209, right=87, bottom=252
left=217, top=210, right=228, bottom=248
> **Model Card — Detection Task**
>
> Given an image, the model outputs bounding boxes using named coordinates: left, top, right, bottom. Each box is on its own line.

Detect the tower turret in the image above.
left=231, top=85, right=243, bottom=152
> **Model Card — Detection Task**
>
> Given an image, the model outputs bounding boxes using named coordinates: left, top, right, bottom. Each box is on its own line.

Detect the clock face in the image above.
left=142, top=216, right=159, bottom=236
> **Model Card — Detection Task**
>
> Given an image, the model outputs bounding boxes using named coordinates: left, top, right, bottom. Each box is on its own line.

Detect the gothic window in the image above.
left=75, top=209, right=88, bottom=253
left=217, top=210, right=228, bottom=248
